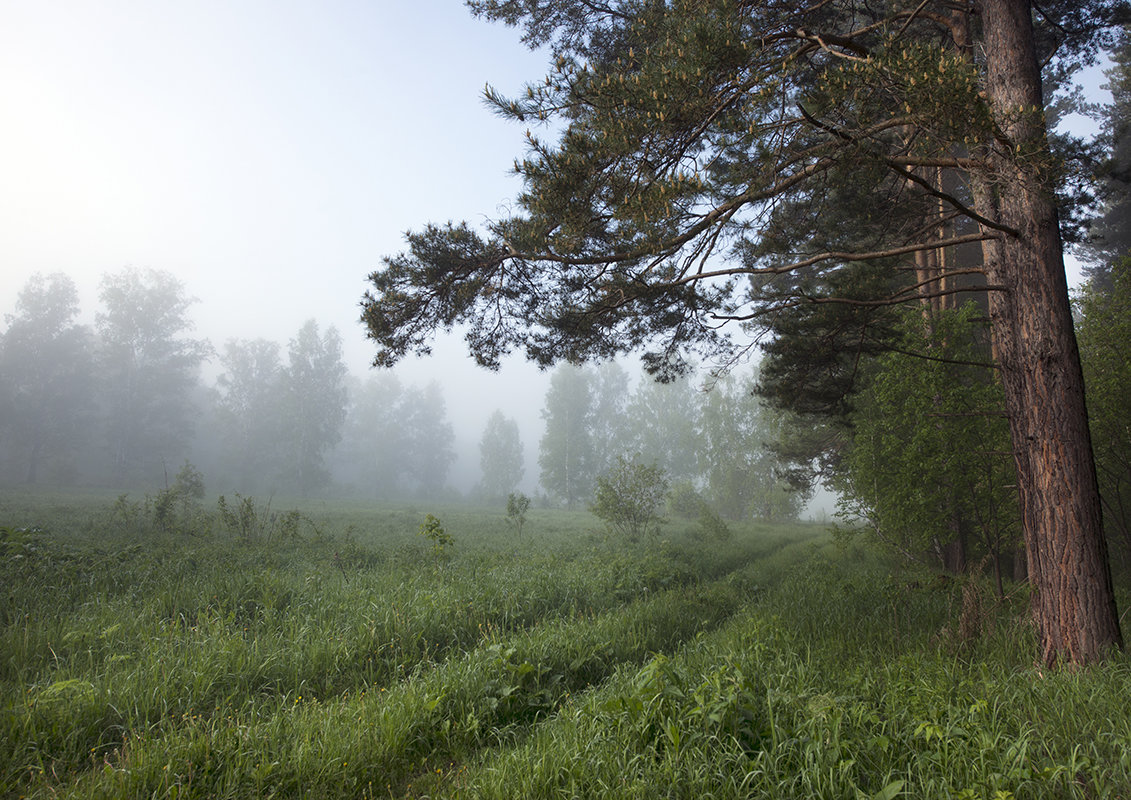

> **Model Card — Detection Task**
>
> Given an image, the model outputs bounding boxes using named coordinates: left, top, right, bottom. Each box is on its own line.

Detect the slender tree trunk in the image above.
left=992, top=551, right=1005, bottom=600
left=942, top=506, right=968, bottom=575
left=1013, top=546, right=1029, bottom=583
left=976, top=0, right=1122, bottom=665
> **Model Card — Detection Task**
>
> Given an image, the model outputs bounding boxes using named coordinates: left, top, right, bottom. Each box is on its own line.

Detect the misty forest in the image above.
left=4, top=1, right=1131, bottom=798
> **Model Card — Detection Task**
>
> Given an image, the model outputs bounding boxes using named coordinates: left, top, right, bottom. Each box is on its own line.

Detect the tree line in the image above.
left=536, top=361, right=803, bottom=521
left=802, top=33, right=1131, bottom=590
left=0, top=270, right=805, bottom=522
left=0, top=268, right=448, bottom=497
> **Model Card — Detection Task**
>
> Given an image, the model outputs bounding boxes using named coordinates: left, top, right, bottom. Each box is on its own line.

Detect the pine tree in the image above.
left=1084, top=30, right=1131, bottom=277
left=363, top=0, right=1125, bottom=664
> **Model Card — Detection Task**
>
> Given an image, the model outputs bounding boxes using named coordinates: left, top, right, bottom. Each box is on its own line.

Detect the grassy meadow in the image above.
left=2, top=490, right=1131, bottom=799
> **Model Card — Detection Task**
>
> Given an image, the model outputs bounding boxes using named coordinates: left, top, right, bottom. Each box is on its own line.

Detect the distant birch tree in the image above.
left=279, top=320, right=347, bottom=495
left=97, top=268, right=210, bottom=484
left=538, top=364, right=595, bottom=507
left=478, top=409, right=525, bottom=501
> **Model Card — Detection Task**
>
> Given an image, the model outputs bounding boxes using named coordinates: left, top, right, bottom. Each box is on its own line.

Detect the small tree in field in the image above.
left=506, top=492, right=531, bottom=536
left=591, top=457, right=669, bottom=543
left=152, top=460, right=208, bottom=535
left=419, top=514, right=453, bottom=561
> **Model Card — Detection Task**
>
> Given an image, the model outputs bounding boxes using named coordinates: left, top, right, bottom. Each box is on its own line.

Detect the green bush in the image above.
left=668, top=481, right=705, bottom=519
left=591, top=457, right=670, bottom=543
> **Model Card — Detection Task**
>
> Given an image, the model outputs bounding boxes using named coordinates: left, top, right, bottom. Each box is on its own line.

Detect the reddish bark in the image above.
left=976, top=0, right=1122, bottom=664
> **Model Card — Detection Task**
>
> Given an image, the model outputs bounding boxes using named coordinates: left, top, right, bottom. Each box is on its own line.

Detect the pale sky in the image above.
left=0, top=0, right=557, bottom=485
left=0, top=0, right=544, bottom=345
left=0, top=1, right=1111, bottom=496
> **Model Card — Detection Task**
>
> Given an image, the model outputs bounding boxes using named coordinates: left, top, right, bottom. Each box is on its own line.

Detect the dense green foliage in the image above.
left=2, top=492, right=1130, bottom=798
left=1083, top=30, right=1131, bottom=273
left=1077, top=256, right=1131, bottom=566
left=838, top=304, right=1020, bottom=582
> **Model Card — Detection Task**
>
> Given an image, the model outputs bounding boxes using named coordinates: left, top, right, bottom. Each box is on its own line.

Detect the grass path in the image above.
left=2, top=511, right=817, bottom=798
left=421, top=544, right=1131, bottom=800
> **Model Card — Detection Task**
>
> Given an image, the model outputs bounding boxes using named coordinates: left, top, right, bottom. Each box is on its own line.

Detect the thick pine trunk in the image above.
left=977, top=0, right=1122, bottom=665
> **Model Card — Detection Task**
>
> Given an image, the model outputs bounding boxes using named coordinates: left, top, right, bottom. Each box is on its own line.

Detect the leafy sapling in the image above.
left=506, top=492, right=531, bottom=536
left=419, top=513, right=454, bottom=561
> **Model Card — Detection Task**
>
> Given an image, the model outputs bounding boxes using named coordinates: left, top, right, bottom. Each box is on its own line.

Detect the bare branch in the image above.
left=739, top=235, right=994, bottom=276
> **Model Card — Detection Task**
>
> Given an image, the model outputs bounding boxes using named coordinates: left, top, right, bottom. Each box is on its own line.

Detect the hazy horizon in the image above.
left=0, top=1, right=1110, bottom=517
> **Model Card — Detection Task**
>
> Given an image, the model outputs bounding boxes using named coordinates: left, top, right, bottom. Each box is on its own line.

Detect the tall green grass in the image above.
left=437, top=543, right=1131, bottom=800
left=4, top=494, right=1130, bottom=799
left=59, top=579, right=744, bottom=798
left=1, top=499, right=815, bottom=797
